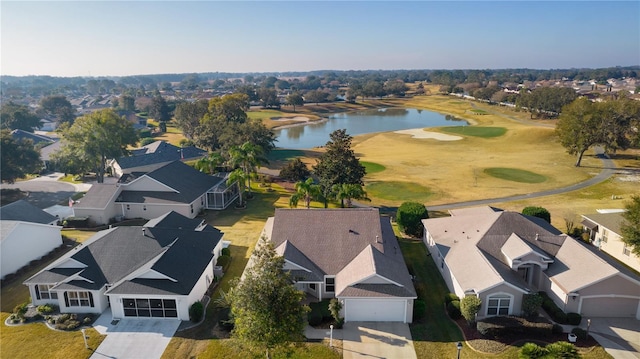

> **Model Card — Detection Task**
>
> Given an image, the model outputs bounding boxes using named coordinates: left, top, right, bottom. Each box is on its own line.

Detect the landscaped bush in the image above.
left=216, top=255, right=231, bottom=271
left=444, top=293, right=460, bottom=304
left=307, top=310, right=323, bottom=326
left=37, top=304, right=57, bottom=314
left=566, top=312, right=582, bottom=326
left=396, top=202, right=429, bottom=237
left=545, top=341, right=579, bottom=358
left=447, top=300, right=461, bottom=319
left=221, top=247, right=231, bottom=257
left=13, top=303, right=28, bottom=318
left=571, top=327, right=588, bottom=340
left=519, top=342, right=546, bottom=358
left=522, top=293, right=543, bottom=318
left=461, top=296, right=482, bottom=323
left=54, top=313, right=80, bottom=330
left=539, top=291, right=568, bottom=324
left=522, top=206, right=551, bottom=223
left=189, top=301, right=204, bottom=323
left=218, top=307, right=234, bottom=331
left=64, top=217, right=90, bottom=228
left=413, top=300, right=426, bottom=321
left=329, top=298, right=343, bottom=327
left=309, top=300, right=332, bottom=321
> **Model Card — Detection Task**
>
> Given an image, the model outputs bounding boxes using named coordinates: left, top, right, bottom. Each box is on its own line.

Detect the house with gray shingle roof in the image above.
left=1, top=200, right=62, bottom=279
left=73, top=161, right=238, bottom=225
left=24, top=211, right=224, bottom=321
left=259, top=208, right=416, bottom=323
left=582, top=211, right=640, bottom=273
left=110, top=140, right=207, bottom=178
left=424, top=206, right=640, bottom=319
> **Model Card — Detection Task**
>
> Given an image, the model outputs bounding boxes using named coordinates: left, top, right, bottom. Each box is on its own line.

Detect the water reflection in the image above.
left=275, top=107, right=468, bottom=149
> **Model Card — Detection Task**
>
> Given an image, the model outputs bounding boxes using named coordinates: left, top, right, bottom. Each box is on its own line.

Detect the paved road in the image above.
left=2, top=173, right=77, bottom=209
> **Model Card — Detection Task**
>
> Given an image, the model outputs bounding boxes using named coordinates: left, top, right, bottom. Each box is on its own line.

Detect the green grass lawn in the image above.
left=268, top=149, right=306, bottom=162
left=366, top=181, right=433, bottom=202
left=469, top=109, right=489, bottom=115
left=362, top=161, right=386, bottom=175
left=484, top=167, right=548, bottom=183
left=247, top=109, right=289, bottom=120
left=440, top=126, right=507, bottom=138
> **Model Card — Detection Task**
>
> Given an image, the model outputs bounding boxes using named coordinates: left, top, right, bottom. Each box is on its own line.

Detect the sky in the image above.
left=1, top=1, right=639, bottom=77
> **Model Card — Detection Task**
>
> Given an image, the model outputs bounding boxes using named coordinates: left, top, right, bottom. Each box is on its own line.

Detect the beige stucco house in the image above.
left=259, top=208, right=417, bottom=323
left=423, top=206, right=640, bottom=319
left=582, top=211, right=640, bottom=274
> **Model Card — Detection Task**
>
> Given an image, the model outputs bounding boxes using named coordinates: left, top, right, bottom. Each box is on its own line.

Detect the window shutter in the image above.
left=89, top=292, right=94, bottom=307
left=35, top=285, right=41, bottom=300
left=64, top=292, right=69, bottom=307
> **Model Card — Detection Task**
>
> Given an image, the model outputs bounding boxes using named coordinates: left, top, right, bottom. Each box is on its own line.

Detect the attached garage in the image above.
left=343, top=298, right=409, bottom=322
left=122, top=298, right=178, bottom=318
left=580, top=296, right=640, bottom=319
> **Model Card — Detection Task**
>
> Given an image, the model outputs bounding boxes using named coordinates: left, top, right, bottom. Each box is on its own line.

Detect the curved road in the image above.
left=1, top=173, right=89, bottom=209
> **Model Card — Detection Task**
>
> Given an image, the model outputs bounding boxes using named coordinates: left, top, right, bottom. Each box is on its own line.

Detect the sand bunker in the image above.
left=394, top=128, right=462, bottom=141
left=272, top=116, right=311, bottom=122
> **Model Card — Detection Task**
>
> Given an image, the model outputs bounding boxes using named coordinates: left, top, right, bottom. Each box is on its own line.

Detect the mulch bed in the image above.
left=455, top=318, right=600, bottom=354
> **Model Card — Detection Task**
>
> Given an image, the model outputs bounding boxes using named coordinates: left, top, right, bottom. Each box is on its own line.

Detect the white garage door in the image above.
left=581, top=297, right=640, bottom=319
left=344, top=299, right=406, bottom=322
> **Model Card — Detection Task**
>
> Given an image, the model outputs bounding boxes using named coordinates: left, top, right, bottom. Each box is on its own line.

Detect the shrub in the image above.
left=478, top=316, right=553, bottom=338
left=13, top=303, right=28, bottom=317
left=546, top=341, right=579, bottom=358
left=522, top=206, right=551, bottom=223
left=218, top=307, right=234, bottom=331
left=447, top=300, right=461, bottom=319
left=334, top=317, right=344, bottom=329
left=413, top=300, right=426, bottom=321
left=519, top=342, right=546, bottom=359
left=309, top=300, right=331, bottom=320
left=461, top=296, right=482, bottom=323
left=179, top=138, right=195, bottom=147
left=189, top=301, right=204, bottom=323
left=139, top=129, right=152, bottom=138
left=572, top=327, right=588, bottom=340
left=522, top=293, right=543, bottom=318
left=329, top=298, right=342, bottom=322
left=308, top=310, right=323, bottom=326
left=279, top=158, right=311, bottom=182
left=539, top=291, right=568, bottom=324
left=139, top=137, right=155, bottom=146
left=552, top=324, right=564, bottom=334
left=444, top=293, right=460, bottom=304
left=216, top=255, right=231, bottom=270
left=221, top=247, right=231, bottom=257
left=566, top=312, right=582, bottom=326
left=83, top=316, right=93, bottom=324
left=396, top=202, right=429, bottom=237
left=37, top=304, right=57, bottom=314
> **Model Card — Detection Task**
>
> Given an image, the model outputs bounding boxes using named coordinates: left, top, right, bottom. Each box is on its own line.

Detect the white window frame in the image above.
left=37, top=284, right=58, bottom=300
left=486, top=293, right=512, bottom=316
left=65, top=291, right=94, bottom=307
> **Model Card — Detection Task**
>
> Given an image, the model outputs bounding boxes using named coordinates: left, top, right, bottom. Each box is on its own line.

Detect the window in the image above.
left=309, top=283, right=316, bottom=291
left=126, top=204, right=130, bottom=210
left=190, top=204, right=194, bottom=214
left=64, top=291, right=94, bottom=307
left=623, top=245, right=631, bottom=256
left=36, top=284, right=58, bottom=300
left=325, top=277, right=335, bottom=292
left=487, top=294, right=511, bottom=316
left=123, top=298, right=177, bottom=318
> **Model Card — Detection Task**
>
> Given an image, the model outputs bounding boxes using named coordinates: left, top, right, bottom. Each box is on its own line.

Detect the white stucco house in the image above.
left=1, top=200, right=62, bottom=280
left=581, top=211, right=640, bottom=274
left=24, top=211, right=224, bottom=321
left=423, top=206, right=640, bottom=320
left=73, top=160, right=238, bottom=225
left=259, top=208, right=416, bottom=323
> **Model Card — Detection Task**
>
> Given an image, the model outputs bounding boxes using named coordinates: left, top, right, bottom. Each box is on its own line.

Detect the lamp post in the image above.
left=456, top=341, right=463, bottom=359
left=81, top=328, right=89, bottom=349
left=329, top=324, right=334, bottom=347
left=586, top=318, right=591, bottom=339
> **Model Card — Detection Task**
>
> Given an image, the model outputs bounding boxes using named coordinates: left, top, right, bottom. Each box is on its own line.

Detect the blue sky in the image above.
left=1, top=1, right=638, bottom=77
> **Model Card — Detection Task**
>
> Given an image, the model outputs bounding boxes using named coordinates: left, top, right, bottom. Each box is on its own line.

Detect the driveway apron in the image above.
left=342, top=322, right=417, bottom=359
left=587, top=318, right=640, bottom=359
left=90, top=310, right=180, bottom=359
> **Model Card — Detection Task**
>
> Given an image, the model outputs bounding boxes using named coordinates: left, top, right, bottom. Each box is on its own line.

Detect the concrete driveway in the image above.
left=90, top=309, right=180, bottom=359
left=586, top=318, right=640, bottom=359
left=342, top=322, right=416, bottom=359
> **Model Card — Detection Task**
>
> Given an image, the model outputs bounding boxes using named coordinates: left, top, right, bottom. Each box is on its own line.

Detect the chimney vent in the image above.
left=535, top=233, right=539, bottom=241
left=376, top=235, right=380, bottom=243
left=142, top=228, right=147, bottom=237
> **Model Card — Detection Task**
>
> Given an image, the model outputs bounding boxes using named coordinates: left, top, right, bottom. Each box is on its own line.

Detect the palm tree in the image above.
left=227, top=168, right=247, bottom=207
left=228, top=142, right=267, bottom=198
left=332, top=183, right=370, bottom=208
left=194, top=152, right=223, bottom=174
left=289, top=178, right=322, bottom=209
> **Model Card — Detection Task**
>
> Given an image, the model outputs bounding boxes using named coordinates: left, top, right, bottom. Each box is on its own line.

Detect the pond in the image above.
left=273, top=108, right=467, bottom=149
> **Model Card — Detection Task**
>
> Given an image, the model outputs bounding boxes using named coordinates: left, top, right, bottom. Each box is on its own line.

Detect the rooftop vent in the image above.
left=535, top=233, right=539, bottom=241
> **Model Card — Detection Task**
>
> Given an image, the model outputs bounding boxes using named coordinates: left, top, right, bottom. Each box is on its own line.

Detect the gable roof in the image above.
left=267, top=208, right=416, bottom=298
left=11, top=129, right=56, bottom=145
left=74, top=184, right=121, bottom=209
left=118, top=161, right=222, bottom=204
left=581, top=212, right=624, bottom=235
left=425, top=206, right=637, bottom=295
left=115, top=141, right=206, bottom=170
left=144, top=210, right=205, bottom=230
left=25, top=212, right=223, bottom=296
left=0, top=200, right=57, bottom=224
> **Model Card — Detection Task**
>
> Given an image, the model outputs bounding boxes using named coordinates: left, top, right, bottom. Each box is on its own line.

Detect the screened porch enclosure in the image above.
left=205, top=175, right=239, bottom=210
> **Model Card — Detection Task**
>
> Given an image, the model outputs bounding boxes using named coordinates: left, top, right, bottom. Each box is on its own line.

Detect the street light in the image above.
left=456, top=341, right=463, bottom=359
